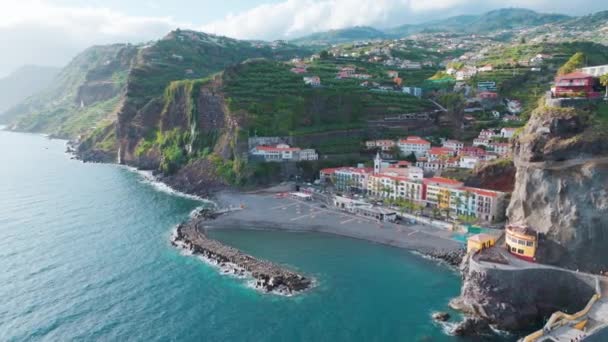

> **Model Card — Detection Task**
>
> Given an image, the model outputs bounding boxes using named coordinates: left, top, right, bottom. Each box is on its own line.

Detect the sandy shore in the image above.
left=203, top=191, right=463, bottom=255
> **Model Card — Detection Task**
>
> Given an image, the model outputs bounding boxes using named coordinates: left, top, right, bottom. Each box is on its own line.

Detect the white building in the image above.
left=397, top=136, right=431, bottom=157
left=501, top=127, right=517, bottom=139
left=366, top=139, right=396, bottom=151
left=402, top=87, right=423, bottom=98
left=298, top=149, right=319, bottom=161
left=489, top=143, right=510, bottom=157
left=250, top=144, right=318, bottom=162
left=303, top=76, right=321, bottom=87
left=459, top=155, right=480, bottom=169
left=442, top=140, right=465, bottom=151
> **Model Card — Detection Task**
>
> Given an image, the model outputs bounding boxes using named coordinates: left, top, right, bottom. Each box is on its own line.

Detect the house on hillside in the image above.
left=397, top=136, right=431, bottom=157
left=456, top=66, right=477, bottom=81
left=291, top=67, right=307, bottom=74
left=250, top=144, right=318, bottom=162
left=552, top=72, right=600, bottom=98
left=443, top=140, right=464, bottom=152
left=478, top=64, right=493, bottom=72
left=478, top=81, right=497, bottom=92
left=339, top=66, right=356, bottom=76
left=478, top=91, right=498, bottom=100
left=402, top=87, right=423, bottom=98
left=506, top=99, right=522, bottom=114
left=303, top=76, right=321, bottom=87
left=501, top=127, right=517, bottom=139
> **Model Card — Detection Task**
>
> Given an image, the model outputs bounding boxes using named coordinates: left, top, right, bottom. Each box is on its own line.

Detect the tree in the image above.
left=319, top=50, right=330, bottom=59
left=405, top=152, right=417, bottom=164
left=600, top=74, right=608, bottom=98
left=389, top=145, right=402, bottom=159
left=558, top=52, right=585, bottom=76
left=520, top=37, right=526, bottom=44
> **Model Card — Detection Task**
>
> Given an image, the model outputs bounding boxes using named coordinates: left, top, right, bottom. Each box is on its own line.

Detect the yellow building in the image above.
left=467, top=233, right=496, bottom=253
left=506, top=225, right=538, bottom=261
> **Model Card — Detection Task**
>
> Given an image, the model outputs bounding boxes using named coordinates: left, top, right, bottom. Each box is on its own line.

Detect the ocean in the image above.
left=0, top=130, right=508, bottom=341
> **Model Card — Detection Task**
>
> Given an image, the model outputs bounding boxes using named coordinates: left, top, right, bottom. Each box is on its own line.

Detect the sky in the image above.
left=0, top=0, right=607, bottom=77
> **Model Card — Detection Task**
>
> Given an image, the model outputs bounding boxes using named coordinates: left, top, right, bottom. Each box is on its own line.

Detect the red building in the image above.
left=553, top=72, right=600, bottom=98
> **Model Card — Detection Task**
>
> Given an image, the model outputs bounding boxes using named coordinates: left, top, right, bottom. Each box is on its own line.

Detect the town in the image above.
left=3, top=4, right=608, bottom=342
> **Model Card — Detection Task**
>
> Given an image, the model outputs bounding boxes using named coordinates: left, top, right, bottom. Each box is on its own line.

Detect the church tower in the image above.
left=374, top=152, right=382, bottom=174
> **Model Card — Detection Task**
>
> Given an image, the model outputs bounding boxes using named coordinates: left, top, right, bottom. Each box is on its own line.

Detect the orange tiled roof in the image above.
left=399, top=136, right=430, bottom=145
left=423, top=177, right=463, bottom=186
left=256, top=146, right=300, bottom=152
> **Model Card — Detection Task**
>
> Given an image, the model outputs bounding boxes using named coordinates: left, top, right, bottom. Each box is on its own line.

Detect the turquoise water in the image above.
left=0, top=131, right=505, bottom=341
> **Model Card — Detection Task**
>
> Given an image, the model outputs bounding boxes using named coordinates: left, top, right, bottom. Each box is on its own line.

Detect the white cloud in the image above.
left=201, top=0, right=414, bottom=40
left=200, top=0, right=605, bottom=40
left=0, top=0, right=605, bottom=76
left=0, top=0, right=191, bottom=76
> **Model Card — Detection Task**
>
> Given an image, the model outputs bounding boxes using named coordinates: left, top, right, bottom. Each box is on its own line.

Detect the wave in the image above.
left=123, top=166, right=216, bottom=205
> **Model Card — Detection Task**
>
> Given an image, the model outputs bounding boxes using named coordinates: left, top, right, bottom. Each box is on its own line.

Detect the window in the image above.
left=526, top=241, right=534, bottom=247
left=517, top=249, right=524, bottom=254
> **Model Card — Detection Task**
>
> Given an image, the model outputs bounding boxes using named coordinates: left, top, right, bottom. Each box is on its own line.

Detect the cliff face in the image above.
left=507, top=105, right=608, bottom=272
left=452, top=254, right=596, bottom=331
left=465, top=159, right=516, bottom=192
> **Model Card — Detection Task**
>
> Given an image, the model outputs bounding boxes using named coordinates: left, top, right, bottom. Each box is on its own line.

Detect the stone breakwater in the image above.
left=171, top=216, right=312, bottom=295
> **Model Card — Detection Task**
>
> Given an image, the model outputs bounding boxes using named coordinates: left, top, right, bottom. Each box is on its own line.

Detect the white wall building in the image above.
left=397, top=136, right=431, bottom=157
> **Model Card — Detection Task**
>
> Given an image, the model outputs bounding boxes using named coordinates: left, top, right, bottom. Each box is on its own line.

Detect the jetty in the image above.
left=172, top=215, right=312, bottom=295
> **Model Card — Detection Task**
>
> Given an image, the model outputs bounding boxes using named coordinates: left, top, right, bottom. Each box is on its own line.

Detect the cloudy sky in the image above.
left=1, top=0, right=607, bottom=76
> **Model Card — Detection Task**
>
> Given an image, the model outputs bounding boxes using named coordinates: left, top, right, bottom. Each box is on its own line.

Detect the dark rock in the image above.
left=451, top=317, right=492, bottom=336
left=427, top=249, right=465, bottom=267
left=432, top=312, right=450, bottom=322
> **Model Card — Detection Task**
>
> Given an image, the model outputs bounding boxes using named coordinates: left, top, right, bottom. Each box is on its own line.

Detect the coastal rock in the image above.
left=427, top=249, right=465, bottom=267
left=451, top=317, right=492, bottom=336
left=432, top=312, right=451, bottom=322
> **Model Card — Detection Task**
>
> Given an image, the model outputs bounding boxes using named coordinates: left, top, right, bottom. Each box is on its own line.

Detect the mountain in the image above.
left=291, top=26, right=389, bottom=45
left=4, top=30, right=310, bottom=139
left=0, top=65, right=59, bottom=115
left=294, top=8, right=572, bottom=46
left=2, top=44, right=136, bottom=137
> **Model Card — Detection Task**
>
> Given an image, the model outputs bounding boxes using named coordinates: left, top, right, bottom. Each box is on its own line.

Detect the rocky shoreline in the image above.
left=171, top=210, right=313, bottom=295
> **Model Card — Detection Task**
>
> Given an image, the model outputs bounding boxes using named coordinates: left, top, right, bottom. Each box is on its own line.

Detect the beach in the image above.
left=203, top=190, right=464, bottom=256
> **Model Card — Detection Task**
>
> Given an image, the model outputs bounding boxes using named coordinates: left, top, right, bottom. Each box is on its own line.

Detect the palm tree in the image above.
left=600, top=74, right=608, bottom=98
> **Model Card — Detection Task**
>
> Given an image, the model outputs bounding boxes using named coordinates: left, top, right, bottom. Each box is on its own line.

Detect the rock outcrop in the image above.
left=507, top=105, right=608, bottom=272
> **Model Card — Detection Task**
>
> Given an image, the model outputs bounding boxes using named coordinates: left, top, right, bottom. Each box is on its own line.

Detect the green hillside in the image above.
left=223, top=59, right=434, bottom=137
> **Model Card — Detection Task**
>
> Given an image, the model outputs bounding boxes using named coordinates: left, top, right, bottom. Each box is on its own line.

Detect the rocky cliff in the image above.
left=452, top=253, right=596, bottom=331
left=465, top=159, right=516, bottom=192
left=507, top=103, right=608, bottom=272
